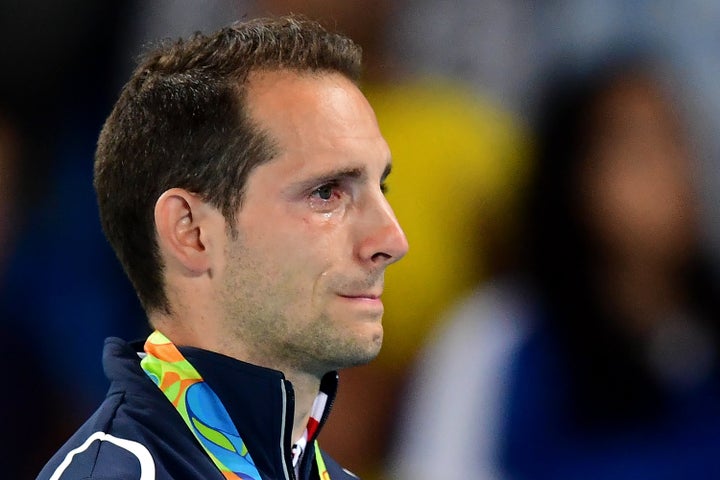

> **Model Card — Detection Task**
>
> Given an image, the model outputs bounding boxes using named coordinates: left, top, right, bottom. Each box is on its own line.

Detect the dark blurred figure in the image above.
left=0, top=112, right=74, bottom=479
left=2, top=1, right=146, bottom=388
left=392, top=52, right=720, bottom=479
left=1, top=2, right=147, bottom=476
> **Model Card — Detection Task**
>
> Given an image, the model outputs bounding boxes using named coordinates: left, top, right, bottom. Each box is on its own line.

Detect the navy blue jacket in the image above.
left=37, top=337, right=359, bottom=480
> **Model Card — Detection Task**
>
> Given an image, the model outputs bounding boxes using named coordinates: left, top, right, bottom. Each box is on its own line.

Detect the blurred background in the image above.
left=3, top=1, right=720, bottom=479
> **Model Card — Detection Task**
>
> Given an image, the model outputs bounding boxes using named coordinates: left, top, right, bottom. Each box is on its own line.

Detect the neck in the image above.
left=150, top=320, right=323, bottom=443
left=150, top=303, right=326, bottom=443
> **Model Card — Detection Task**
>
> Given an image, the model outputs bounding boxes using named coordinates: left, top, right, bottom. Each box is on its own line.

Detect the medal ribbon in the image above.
left=140, top=330, right=329, bottom=480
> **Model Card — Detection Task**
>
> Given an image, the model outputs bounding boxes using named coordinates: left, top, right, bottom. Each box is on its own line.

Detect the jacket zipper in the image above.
left=279, top=379, right=294, bottom=480
left=315, top=372, right=338, bottom=437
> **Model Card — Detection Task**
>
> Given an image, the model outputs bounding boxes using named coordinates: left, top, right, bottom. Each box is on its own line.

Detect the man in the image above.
left=38, top=15, right=407, bottom=480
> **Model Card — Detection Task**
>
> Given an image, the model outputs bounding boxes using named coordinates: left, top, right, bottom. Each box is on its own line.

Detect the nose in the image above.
left=356, top=193, right=409, bottom=266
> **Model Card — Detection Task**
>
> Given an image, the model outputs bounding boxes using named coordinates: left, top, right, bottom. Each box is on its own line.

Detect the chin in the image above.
left=328, top=332, right=383, bottom=371
left=360, top=322, right=384, bottom=352
left=353, top=331, right=384, bottom=365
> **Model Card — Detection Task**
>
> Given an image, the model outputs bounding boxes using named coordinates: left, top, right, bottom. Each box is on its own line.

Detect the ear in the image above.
left=154, top=188, right=224, bottom=275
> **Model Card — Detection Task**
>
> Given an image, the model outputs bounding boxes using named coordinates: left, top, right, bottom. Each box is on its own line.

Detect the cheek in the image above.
left=254, top=218, right=338, bottom=288
left=241, top=205, right=350, bottom=290
left=297, top=212, right=348, bottom=260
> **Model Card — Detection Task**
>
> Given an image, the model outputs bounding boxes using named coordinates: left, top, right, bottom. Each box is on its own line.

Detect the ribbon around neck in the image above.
left=140, top=330, right=329, bottom=480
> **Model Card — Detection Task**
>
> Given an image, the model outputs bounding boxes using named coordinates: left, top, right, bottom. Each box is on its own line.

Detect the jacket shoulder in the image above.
left=36, top=393, right=153, bottom=480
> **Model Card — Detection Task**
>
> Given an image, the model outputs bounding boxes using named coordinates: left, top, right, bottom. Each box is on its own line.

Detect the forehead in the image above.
left=244, top=69, right=390, bottom=170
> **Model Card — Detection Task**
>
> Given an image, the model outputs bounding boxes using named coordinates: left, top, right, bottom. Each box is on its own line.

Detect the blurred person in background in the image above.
left=0, top=106, right=86, bottom=477
left=0, top=1, right=169, bottom=475
left=392, top=0, right=720, bottom=273
left=251, top=2, right=529, bottom=478
left=391, top=51, right=720, bottom=479
left=0, top=110, right=55, bottom=479
left=0, top=0, right=146, bottom=428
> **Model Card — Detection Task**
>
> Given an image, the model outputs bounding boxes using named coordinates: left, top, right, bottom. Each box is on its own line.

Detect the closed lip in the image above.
left=338, top=292, right=382, bottom=300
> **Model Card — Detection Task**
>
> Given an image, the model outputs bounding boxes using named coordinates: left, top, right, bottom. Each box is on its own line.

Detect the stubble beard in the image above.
left=220, top=246, right=383, bottom=377
left=225, top=298, right=384, bottom=377
left=280, top=310, right=384, bottom=376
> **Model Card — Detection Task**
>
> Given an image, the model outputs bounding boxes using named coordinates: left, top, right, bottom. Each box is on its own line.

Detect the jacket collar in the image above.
left=103, top=337, right=339, bottom=480
left=180, top=346, right=339, bottom=478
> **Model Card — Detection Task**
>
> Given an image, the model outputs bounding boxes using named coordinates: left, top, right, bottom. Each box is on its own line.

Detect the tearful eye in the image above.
left=313, top=184, right=335, bottom=200
left=307, top=180, right=346, bottom=213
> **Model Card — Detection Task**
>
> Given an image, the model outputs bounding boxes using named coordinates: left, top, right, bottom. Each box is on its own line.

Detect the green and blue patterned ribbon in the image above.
left=140, top=330, right=330, bottom=480
left=141, top=330, right=260, bottom=480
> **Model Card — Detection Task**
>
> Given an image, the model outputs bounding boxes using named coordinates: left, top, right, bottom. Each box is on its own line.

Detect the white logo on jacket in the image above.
left=49, top=431, right=155, bottom=480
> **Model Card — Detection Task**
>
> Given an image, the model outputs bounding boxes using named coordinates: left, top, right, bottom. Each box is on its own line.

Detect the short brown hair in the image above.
left=94, top=16, right=362, bottom=313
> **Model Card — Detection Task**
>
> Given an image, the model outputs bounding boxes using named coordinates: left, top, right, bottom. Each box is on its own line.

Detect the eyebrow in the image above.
left=293, top=162, right=393, bottom=192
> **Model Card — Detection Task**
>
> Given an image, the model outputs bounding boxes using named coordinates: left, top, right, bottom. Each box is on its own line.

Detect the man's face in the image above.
left=217, top=70, right=408, bottom=375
